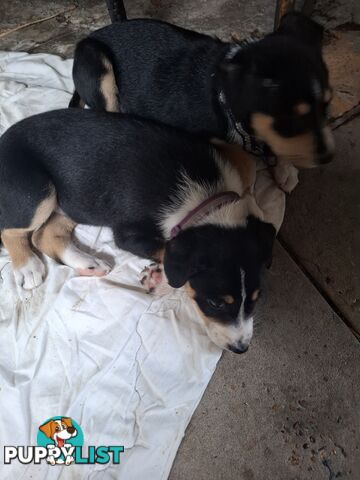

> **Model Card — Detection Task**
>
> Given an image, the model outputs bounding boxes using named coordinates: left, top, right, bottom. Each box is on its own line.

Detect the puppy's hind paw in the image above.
left=14, top=254, right=46, bottom=290
left=61, top=245, right=111, bottom=277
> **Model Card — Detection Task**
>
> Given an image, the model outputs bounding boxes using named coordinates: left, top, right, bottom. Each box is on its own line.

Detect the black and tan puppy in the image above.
left=70, top=12, right=334, bottom=169
left=0, top=109, right=277, bottom=353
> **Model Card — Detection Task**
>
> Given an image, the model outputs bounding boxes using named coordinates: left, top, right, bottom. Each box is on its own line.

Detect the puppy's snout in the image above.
left=67, top=426, right=75, bottom=434
left=228, top=341, right=249, bottom=354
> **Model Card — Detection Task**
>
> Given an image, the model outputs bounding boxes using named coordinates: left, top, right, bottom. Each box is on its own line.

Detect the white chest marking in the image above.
left=158, top=152, right=262, bottom=239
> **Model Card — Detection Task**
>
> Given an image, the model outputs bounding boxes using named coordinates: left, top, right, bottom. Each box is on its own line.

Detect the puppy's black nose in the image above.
left=228, top=342, right=249, bottom=354
left=67, top=426, right=75, bottom=434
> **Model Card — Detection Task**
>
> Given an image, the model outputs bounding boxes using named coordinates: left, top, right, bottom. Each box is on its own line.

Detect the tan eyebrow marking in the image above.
left=222, top=295, right=235, bottom=304
left=251, top=289, right=260, bottom=301
left=295, top=103, right=311, bottom=115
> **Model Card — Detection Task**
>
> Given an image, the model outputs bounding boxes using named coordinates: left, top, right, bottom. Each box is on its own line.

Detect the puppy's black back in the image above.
left=0, top=109, right=219, bottom=233
left=86, top=19, right=229, bottom=135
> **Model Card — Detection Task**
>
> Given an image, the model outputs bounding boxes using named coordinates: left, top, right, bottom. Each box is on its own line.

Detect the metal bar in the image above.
left=105, top=0, right=127, bottom=23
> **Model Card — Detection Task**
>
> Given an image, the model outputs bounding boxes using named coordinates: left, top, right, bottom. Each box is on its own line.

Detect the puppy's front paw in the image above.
left=140, top=263, right=164, bottom=293
left=273, top=164, right=299, bottom=193
left=14, top=254, right=46, bottom=290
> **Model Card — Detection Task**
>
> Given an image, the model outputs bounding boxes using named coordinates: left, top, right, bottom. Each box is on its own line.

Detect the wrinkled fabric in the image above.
left=0, top=51, right=222, bottom=479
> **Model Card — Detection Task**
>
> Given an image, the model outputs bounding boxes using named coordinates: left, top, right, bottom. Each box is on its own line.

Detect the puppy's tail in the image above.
left=70, top=37, right=120, bottom=113
left=105, top=0, right=127, bottom=23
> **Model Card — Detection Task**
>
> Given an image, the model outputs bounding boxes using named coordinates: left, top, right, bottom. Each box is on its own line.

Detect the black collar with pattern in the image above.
left=218, top=42, right=277, bottom=166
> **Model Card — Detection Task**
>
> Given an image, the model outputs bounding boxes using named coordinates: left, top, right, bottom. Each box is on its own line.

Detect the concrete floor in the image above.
left=171, top=243, right=360, bottom=480
left=0, top=1, right=359, bottom=478
left=281, top=118, right=360, bottom=338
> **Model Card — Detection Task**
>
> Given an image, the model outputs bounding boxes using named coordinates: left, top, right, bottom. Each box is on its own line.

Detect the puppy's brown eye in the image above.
left=55, top=426, right=60, bottom=431
left=207, top=299, right=226, bottom=310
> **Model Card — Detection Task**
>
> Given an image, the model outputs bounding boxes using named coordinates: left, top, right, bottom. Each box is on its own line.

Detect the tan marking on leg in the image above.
left=212, top=141, right=257, bottom=192
left=100, top=57, right=119, bottom=113
left=33, top=213, right=111, bottom=276
left=2, top=229, right=46, bottom=290
left=1, top=188, right=56, bottom=268
left=29, top=187, right=57, bottom=230
left=32, top=212, right=76, bottom=262
left=2, top=230, right=34, bottom=269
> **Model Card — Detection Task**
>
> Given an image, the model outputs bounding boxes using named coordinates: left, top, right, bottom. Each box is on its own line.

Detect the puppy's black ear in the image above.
left=164, top=230, right=197, bottom=288
left=277, top=12, right=324, bottom=49
left=247, top=216, right=276, bottom=267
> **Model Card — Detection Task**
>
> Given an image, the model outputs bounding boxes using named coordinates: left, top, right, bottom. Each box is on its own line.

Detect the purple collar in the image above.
left=170, top=191, right=240, bottom=239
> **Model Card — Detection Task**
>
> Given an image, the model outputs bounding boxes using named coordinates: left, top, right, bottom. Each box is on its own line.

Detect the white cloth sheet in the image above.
left=0, top=51, right=222, bottom=480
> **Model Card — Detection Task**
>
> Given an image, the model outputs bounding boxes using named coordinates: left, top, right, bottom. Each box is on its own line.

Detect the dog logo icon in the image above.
left=37, top=416, right=83, bottom=465
left=4, top=417, right=123, bottom=465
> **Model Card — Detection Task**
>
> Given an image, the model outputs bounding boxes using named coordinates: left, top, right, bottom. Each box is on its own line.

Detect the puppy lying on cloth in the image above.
left=0, top=109, right=286, bottom=354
